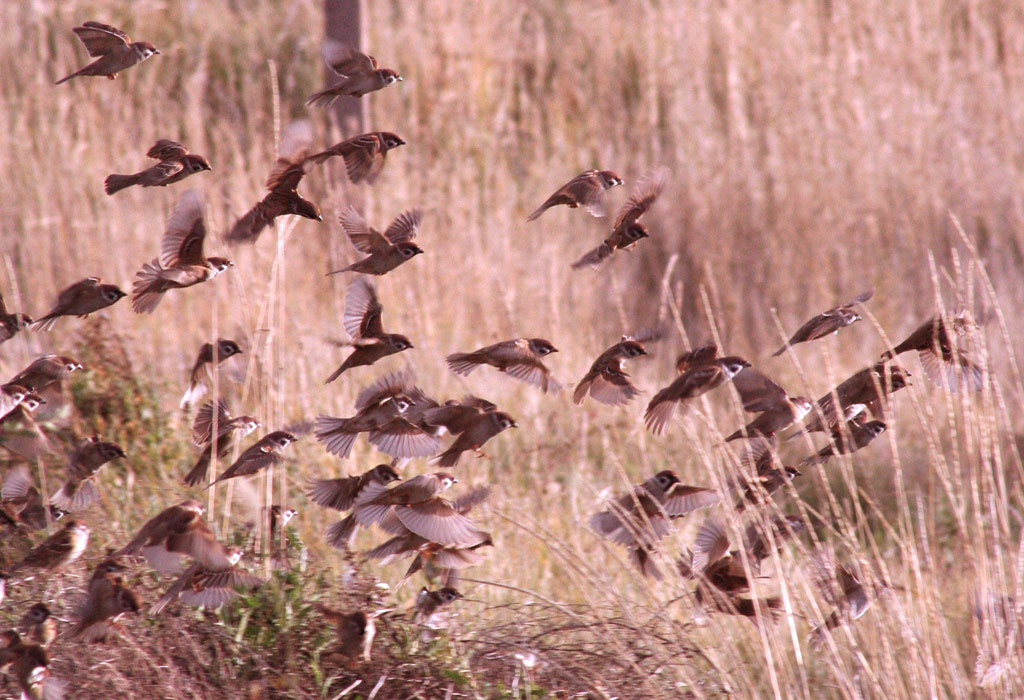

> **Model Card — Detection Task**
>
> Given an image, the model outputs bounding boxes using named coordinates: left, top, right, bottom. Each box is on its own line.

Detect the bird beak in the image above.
left=511, top=421, right=519, bottom=428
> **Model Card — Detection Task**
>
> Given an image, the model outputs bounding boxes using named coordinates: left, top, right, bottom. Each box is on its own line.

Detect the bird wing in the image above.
left=160, top=189, right=206, bottom=267
left=339, top=207, right=390, bottom=255
left=691, top=518, right=730, bottom=573
left=394, top=499, right=489, bottom=548
left=731, top=367, right=789, bottom=412
left=265, top=120, right=313, bottom=192
left=73, top=21, right=130, bottom=56
left=146, top=139, right=189, bottom=161
left=612, top=167, right=669, bottom=230
left=354, top=368, right=414, bottom=410
left=321, top=38, right=377, bottom=75
left=343, top=277, right=385, bottom=340
left=191, top=400, right=232, bottom=447
left=382, top=209, right=422, bottom=245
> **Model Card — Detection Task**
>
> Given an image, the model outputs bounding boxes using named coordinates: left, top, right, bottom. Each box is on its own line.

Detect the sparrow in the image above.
left=309, top=464, right=402, bottom=550
left=104, top=139, right=212, bottom=195
left=433, top=411, right=517, bottom=467
left=315, top=369, right=422, bottom=457
left=367, top=385, right=447, bottom=459
left=50, top=437, right=126, bottom=512
left=266, top=505, right=298, bottom=569
left=149, top=547, right=263, bottom=614
left=18, top=604, right=57, bottom=647
left=800, top=419, right=887, bottom=466
left=325, top=277, right=413, bottom=382
left=306, top=131, right=406, bottom=184
left=306, top=39, right=402, bottom=106
left=590, top=470, right=720, bottom=579
left=9, top=519, right=90, bottom=576
left=328, top=206, right=424, bottom=276
left=421, top=395, right=498, bottom=436
left=772, top=290, right=873, bottom=356
left=132, top=189, right=233, bottom=313
left=204, top=431, right=297, bottom=488
left=7, top=355, right=83, bottom=396
left=116, top=500, right=236, bottom=574
left=0, top=383, right=33, bottom=420
left=71, top=556, right=140, bottom=642
left=573, top=337, right=648, bottom=406
left=446, top=338, right=561, bottom=394
left=675, top=344, right=721, bottom=373
left=571, top=167, right=668, bottom=269
left=743, top=515, right=807, bottom=564
left=724, top=368, right=813, bottom=441
left=180, top=338, right=244, bottom=408
left=32, top=277, right=126, bottom=330
left=413, top=587, right=463, bottom=626
left=1, top=466, right=64, bottom=531
left=526, top=169, right=623, bottom=221
left=807, top=547, right=880, bottom=645
left=226, top=120, right=322, bottom=244
left=55, top=21, right=158, bottom=84
left=316, top=606, right=376, bottom=662
left=644, top=354, right=751, bottom=435
left=728, top=439, right=802, bottom=511
left=881, top=311, right=983, bottom=391
left=183, top=401, right=260, bottom=487
left=0, top=291, right=32, bottom=343
left=0, top=398, right=50, bottom=459
left=789, top=363, right=910, bottom=440
left=0, top=631, right=66, bottom=700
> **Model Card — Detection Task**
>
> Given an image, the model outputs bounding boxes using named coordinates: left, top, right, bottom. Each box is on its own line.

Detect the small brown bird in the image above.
left=18, top=604, right=57, bottom=647
left=526, top=169, right=623, bottom=221
left=150, top=548, right=263, bottom=614
left=306, top=39, right=402, bottom=106
left=574, top=338, right=648, bottom=406
left=7, top=355, right=83, bottom=397
left=183, top=401, right=260, bottom=487
left=590, top=470, right=720, bottom=579
left=308, top=464, right=402, bottom=550
left=32, top=278, right=126, bottom=331
left=204, top=431, right=297, bottom=489
left=50, top=437, right=126, bottom=512
left=644, top=354, right=751, bottom=435
left=325, top=277, right=413, bottom=382
left=328, top=207, right=424, bottom=276
left=1, top=467, right=63, bottom=531
left=772, top=290, right=873, bottom=356
left=9, top=519, right=90, bottom=577
left=306, top=132, right=406, bottom=184
left=675, top=344, right=721, bottom=373
left=0, top=384, right=33, bottom=420
left=116, top=500, right=235, bottom=574
left=881, top=311, right=983, bottom=391
left=0, top=291, right=32, bottom=343
left=227, top=120, right=322, bottom=244
left=72, top=556, right=140, bottom=642
left=132, top=189, right=233, bottom=313
left=724, top=368, right=813, bottom=441
left=800, top=419, right=887, bottom=466
left=571, top=167, right=668, bottom=269
left=691, top=517, right=798, bottom=577
left=0, top=397, right=49, bottom=459
left=433, top=411, right=517, bottom=467
left=446, top=338, right=560, bottom=394
left=315, top=370, right=421, bottom=457
left=0, top=631, right=66, bottom=700
left=55, top=21, right=158, bottom=84
left=789, top=363, right=910, bottom=440
left=421, top=396, right=498, bottom=436
left=413, top=587, right=463, bottom=626
left=180, top=338, right=244, bottom=408
left=104, top=140, right=212, bottom=195
left=808, top=547, right=878, bottom=645
left=316, top=606, right=377, bottom=663
left=728, top=439, right=802, bottom=511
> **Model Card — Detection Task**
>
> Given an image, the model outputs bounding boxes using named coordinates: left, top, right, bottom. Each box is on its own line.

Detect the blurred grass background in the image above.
left=2, top=0, right=1024, bottom=697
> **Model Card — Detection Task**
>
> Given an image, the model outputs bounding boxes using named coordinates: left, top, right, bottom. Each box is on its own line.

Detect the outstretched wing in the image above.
left=73, top=21, right=130, bottom=56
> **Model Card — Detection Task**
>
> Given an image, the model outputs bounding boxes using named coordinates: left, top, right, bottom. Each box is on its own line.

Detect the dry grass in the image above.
left=2, top=0, right=1024, bottom=697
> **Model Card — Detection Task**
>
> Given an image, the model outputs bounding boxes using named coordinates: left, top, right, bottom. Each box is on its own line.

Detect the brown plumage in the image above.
left=788, top=363, right=910, bottom=440
left=0, top=291, right=32, bottom=343
left=574, top=338, right=648, bottom=406
left=105, top=140, right=211, bottom=195
left=446, top=338, right=560, bottom=394
left=1, top=466, right=62, bottom=531
left=9, top=519, right=90, bottom=576
left=772, top=290, right=872, bottom=356
left=183, top=401, right=260, bottom=487
left=72, top=557, right=140, bottom=642
left=50, top=437, right=126, bottom=512
left=18, top=604, right=57, bottom=647
left=0, top=631, right=66, bottom=700
left=32, top=278, right=126, bottom=331
left=204, top=431, right=297, bottom=488
left=433, top=411, right=517, bottom=467
left=526, top=169, right=623, bottom=221
left=7, top=355, right=83, bottom=396
left=306, top=39, right=402, bottom=106
left=800, top=419, right=887, bottom=466
left=306, top=131, right=405, bottom=184
left=724, top=368, right=813, bottom=441
left=328, top=206, right=424, bottom=276
left=315, top=370, right=422, bottom=457
left=307, top=464, right=402, bottom=550
left=644, top=355, right=751, bottom=435
left=808, top=547, right=879, bottom=645
left=55, top=20, right=158, bottom=84
left=116, top=500, right=235, bottom=574
left=180, top=338, right=244, bottom=408
left=316, top=606, right=376, bottom=662
left=150, top=548, right=263, bottom=614
left=413, top=587, right=463, bottom=624
left=421, top=396, right=497, bottom=436
left=881, top=311, right=983, bottom=391
left=0, top=384, right=33, bottom=421
left=325, top=278, right=413, bottom=382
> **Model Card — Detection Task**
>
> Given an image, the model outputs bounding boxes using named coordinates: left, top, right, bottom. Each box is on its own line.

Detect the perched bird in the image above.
left=590, top=470, right=719, bottom=579
left=526, top=169, right=623, bottom=221
left=572, top=167, right=668, bottom=269
left=55, top=20, right=158, bottom=84
left=18, top=604, right=57, bottom=647
left=881, top=311, right=983, bottom=391
left=116, top=500, right=235, bottom=574
left=644, top=352, right=751, bottom=435
left=328, top=207, right=424, bottom=276
left=9, top=519, right=90, bottom=576
left=316, top=606, right=376, bottom=663
left=0, top=291, right=32, bottom=343
left=32, top=278, right=126, bottom=331
left=723, top=368, right=813, bottom=441
left=413, top=587, right=463, bottom=626
left=183, top=401, right=260, bottom=487
left=800, top=419, right=887, bottom=466
left=306, top=39, right=402, bottom=106
left=150, top=547, right=263, bottom=614
left=306, top=131, right=406, bottom=184
left=446, top=338, right=560, bottom=394
left=226, top=120, right=322, bottom=244
left=104, top=140, right=212, bottom=195
left=204, top=431, right=297, bottom=489
left=1, top=466, right=63, bottom=531
left=307, top=464, right=402, bottom=550
left=808, top=547, right=879, bottom=645
left=132, top=189, right=233, bottom=313
left=325, top=277, right=413, bottom=382
left=573, top=337, right=648, bottom=406
left=788, top=363, right=910, bottom=440
left=71, top=556, right=140, bottom=642
left=180, top=338, right=244, bottom=408
left=0, top=630, right=66, bottom=700
left=50, top=437, right=126, bottom=512
left=433, top=410, right=517, bottom=467
left=7, top=355, right=83, bottom=397
left=315, top=370, right=423, bottom=457
left=772, top=290, right=873, bottom=356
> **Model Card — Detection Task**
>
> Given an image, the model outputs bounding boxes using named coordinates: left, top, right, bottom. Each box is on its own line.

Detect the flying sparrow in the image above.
left=325, top=277, right=414, bottom=382
left=7, top=355, right=83, bottom=396
left=807, top=546, right=880, bottom=646
left=0, top=397, right=49, bottom=459
left=32, top=277, right=126, bottom=330
left=881, top=311, right=983, bottom=391
left=316, top=606, right=377, bottom=663
left=226, top=120, right=322, bottom=244
left=315, top=369, right=421, bottom=457
left=0, top=384, right=33, bottom=420
left=18, top=604, right=57, bottom=647
left=149, top=547, right=263, bottom=614
left=183, top=401, right=260, bottom=487
left=433, top=411, right=517, bottom=467
left=0, top=291, right=32, bottom=343
left=180, top=338, right=243, bottom=408
left=104, top=139, right=211, bottom=195
left=772, top=290, right=873, bottom=356
left=132, top=189, right=233, bottom=313
left=8, top=519, right=90, bottom=577
left=789, top=363, right=910, bottom=440
left=1, top=466, right=63, bottom=531
left=306, top=131, right=405, bottom=184
left=800, top=419, right=887, bottom=466
left=307, top=464, right=402, bottom=550
left=421, top=395, right=498, bottom=436
left=574, top=337, right=648, bottom=406
left=328, top=206, right=424, bottom=276
left=727, top=439, right=802, bottom=511
left=116, top=499, right=236, bottom=574
left=0, top=631, right=67, bottom=700
left=203, top=431, right=297, bottom=489
left=55, top=21, right=158, bottom=84
left=50, top=437, right=126, bottom=512
left=526, top=169, right=623, bottom=221
left=413, top=587, right=463, bottom=626
left=71, top=556, right=140, bottom=642
left=366, top=385, right=447, bottom=459
left=446, top=338, right=560, bottom=394
left=306, top=39, right=402, bottom=106
left=724, top=368, right=813, bottom=441
left=571, top=167, right=668, bottom=269
left=675, top=343, right=721, bottom=373
left=644, top=354, right=751, bottom=435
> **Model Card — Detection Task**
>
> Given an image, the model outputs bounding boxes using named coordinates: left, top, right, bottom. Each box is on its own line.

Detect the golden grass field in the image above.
left=2, top=0, right=1024, bottom=697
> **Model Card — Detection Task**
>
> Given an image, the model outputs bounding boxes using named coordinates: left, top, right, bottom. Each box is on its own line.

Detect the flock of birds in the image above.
left=0, top=18, right=1008, bottom=700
